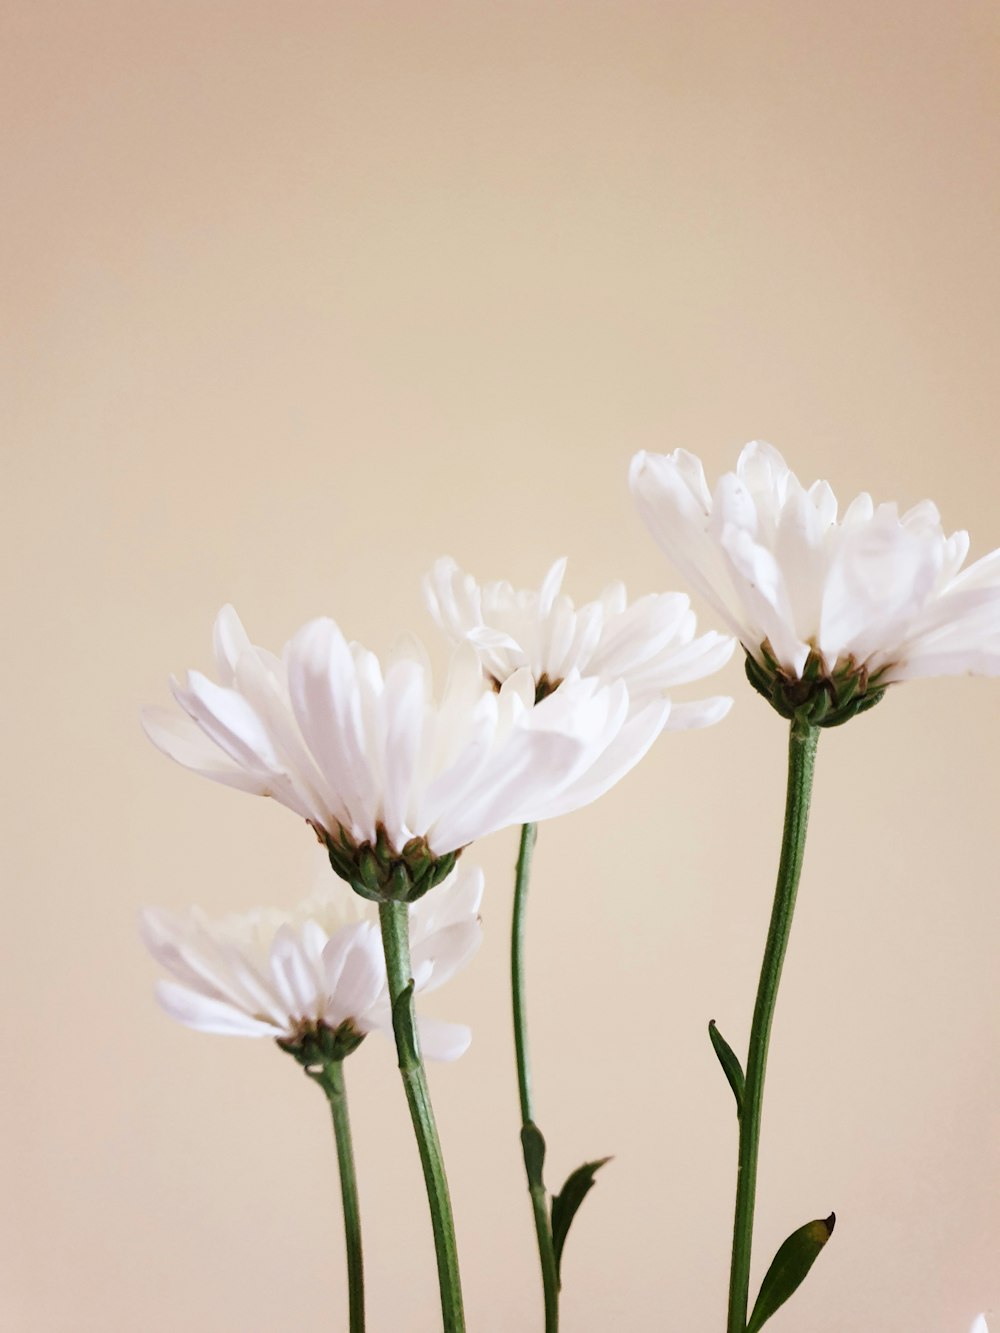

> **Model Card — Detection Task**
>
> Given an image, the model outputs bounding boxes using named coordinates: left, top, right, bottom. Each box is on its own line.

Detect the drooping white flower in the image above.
left=424, top=556, right=734, bottom=730
left=142, top=606, right=670, bottom=889
left=141, top=863, right=484, bottom=1061
left=630, top=442, right=1000, bottom=696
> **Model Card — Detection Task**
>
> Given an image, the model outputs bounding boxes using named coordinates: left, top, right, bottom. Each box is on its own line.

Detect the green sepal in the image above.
left=277, top=1019, right=366, bottom=1073
left=852, top=686, right=886, bottom=717
left=708, top=1020, right=745, bottom=1115
left=744, top=653, right=777, bottom=706
left=801, top=687, right=830, bottom=725
left=390, top=862, right=410, bottom=901
left=520, top=1120, right=547, bottom=1190
left=745, top=1213, right=836, bottom=1333
left=358, top=846, right=382, bottom=895
left=323, top=825, right=461, bottom=902
left=745, top=649, right=889, bottom=728
left=832, top=669, right=860, bottom=708
left=551, top=1156, right=612, bottom=1285
left=346, top=876, right=384, bottom=903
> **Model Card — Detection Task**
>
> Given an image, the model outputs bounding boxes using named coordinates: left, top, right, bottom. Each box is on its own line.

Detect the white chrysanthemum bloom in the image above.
left=424, top=556, right=735, bottom=729
left=141, top=863, right=484, bottom=1061
left=142, top=606, right=669, bottom=896
left=631, top=442, right=1000, bottom=723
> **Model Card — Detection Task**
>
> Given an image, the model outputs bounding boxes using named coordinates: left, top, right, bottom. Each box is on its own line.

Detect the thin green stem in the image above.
left=316, top=1060, right=365, bottom=1333
left=726, top=717, right=820, bottom=1333
left=378, top=899, right=465, bottom=1333
left=512, top=822, right=561, bottom=1332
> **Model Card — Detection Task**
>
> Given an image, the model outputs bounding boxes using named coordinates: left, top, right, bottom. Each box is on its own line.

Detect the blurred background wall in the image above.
left=2, top=2, right=998, bottom=1329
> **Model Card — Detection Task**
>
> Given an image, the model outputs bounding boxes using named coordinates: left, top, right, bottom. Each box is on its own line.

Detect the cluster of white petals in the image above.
left=142, top=605, right=671, bottom=857
left=424, top=556, right=734, bottom=729
left=630, top=442, right=1000, bottom=684
left=142, top=864, right=484, bottom=1061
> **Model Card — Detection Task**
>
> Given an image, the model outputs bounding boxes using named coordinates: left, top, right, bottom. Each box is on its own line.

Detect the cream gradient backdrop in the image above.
left=3, top=3, right=998, bottom=1331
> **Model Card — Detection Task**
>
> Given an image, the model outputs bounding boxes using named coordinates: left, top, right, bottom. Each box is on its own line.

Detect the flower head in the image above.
left=970, top=1319, right=989, bottom=1333
left=143, top=606, right=670, bottom=897
left=424, top=555, right=734, bottom=729
left=141, top=863, right=484, bottom=1062
left=630, top=442, right=1000, bottom=724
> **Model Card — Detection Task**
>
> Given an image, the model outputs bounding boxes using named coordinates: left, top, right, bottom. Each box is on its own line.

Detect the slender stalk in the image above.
left=726, top=717, right=820, bottom=1333
left=317, top=1060, right=365, bottom=1333
left=512, top=821, right=561, bottom=1332
left=378, top=899, right=466, bottom=1333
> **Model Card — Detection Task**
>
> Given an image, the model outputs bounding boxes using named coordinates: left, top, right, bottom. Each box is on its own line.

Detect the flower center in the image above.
left=487, top=671, right=563, bottom=702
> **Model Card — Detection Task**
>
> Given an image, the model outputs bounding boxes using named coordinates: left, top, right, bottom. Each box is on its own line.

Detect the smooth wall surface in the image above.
left=3, top=3, right=998, bottom=1330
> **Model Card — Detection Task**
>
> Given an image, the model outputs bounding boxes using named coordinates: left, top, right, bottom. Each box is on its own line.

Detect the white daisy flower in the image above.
left=630, top=442, right=1000, bottom=723
left=423, top=555, right=734, bottom=730
left=141, top=863, right=484, bottom=1062
left=142, top=606, right=669, bottom=896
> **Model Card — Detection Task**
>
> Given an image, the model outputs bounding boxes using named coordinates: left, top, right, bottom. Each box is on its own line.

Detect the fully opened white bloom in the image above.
left=630, top=442, right=1000, bottom=685
left=424, top=556, right=734, bottom=730
left=142, top=605, right=670, bottom=862
left=141, top=863, right=484, bottom=1061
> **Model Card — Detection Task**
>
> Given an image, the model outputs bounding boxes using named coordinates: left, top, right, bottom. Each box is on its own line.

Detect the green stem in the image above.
left=512, top=822, right=561, bottom=1332
left=378, top=899, right=466, bottom=1333
left=317, top=1060, right=366, bottom=1333
left=726, top=717, right=820, bottom=1333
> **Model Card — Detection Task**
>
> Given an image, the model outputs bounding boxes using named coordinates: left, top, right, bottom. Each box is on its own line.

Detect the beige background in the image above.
left=3, top=2, right=998, bottom=1330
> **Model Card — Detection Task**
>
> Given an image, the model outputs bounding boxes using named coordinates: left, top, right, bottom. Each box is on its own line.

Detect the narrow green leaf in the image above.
left=520, top=1120, right=546, bottom=1190
left=390, top=981, right=419, bottom=1064
left=708, top=1020, right=745, bottom=1115
left=551, top=1157, right=612, bottom=1281
left=746, top=1213, right=836, bottom=1333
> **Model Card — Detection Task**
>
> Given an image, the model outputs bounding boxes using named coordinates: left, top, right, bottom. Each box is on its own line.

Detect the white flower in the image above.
left=141, top=863, right=484, bottom=1061
left=630, top=442, right=1000, bottom=688
left=970, top=1318, right=989, bottom=1333
left=424, top=556, right=734, bottom=729
left=142, top=606, right=670, bottom=882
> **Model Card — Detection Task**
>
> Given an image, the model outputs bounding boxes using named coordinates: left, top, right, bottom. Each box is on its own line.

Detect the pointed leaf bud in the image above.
left=745, top=1213, right=836, bottom=1333
left=551, top=1157, right=613, bottom=1284
left=708, top=1019, right=745, bottom=1116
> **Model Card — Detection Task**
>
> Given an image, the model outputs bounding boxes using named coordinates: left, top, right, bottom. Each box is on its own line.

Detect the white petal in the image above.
left=269, top=925, right=321, bottom=1020
left=411, top=920, right=483, bottom=995
left=525, top=696, right=669, bottom=820
left=416, top=1016, right=472, bottom=1061
left=630, top=450, right=749, bottom=643
left=172, top=671, right=281, bottom=774
left=140, top=707, right=271, bottom=795
left=286, top=618, right=376, bottom=840
left=538, top=557, right=568, bottom=616
left=324, top=926, right=384, bottom=1027
left=155, top=981, right=283, bottom=1037
left=212, top=604, right=253, bottom=681
left=379, top=656, right=427, bottom=848
left=664, top=695, right=733, bottom=730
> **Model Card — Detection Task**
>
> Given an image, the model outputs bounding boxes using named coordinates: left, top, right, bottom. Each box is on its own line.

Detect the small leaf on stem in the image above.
left=390, top=980, right=419, bottom=1064
left=551, top=1157, right=612, bottom=1283
left=745, top=1213, right=836, bottom=1333
left=708, top=1020, right=745, bottom=1115
left=520, top=1120, right=547, bottom=1190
